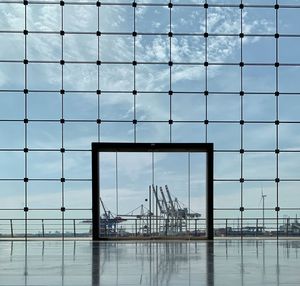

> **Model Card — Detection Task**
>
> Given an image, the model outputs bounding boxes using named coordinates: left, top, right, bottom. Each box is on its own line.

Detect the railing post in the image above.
left=42, top=219, right=45, bottom=238
left=73, top=219, right=76, bottom=237
left=10, top=219, right=13, bottom=238
left=256, top=219, right=258, bottom=236
left=149, top=186, right=151, bottom=236
left=135, top=219, right=137, bottom=237
left=165, top=217, right=169, bottom=236
left=225, top=219, right=228, bottom=237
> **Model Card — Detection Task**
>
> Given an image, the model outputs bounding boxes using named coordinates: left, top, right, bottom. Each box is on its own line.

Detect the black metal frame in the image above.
left=91, top=142, right=214, bottom=240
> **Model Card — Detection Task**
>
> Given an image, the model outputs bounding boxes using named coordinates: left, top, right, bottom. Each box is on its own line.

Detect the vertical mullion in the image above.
left=204, top=2, right=208, bottom=143
left=188, top=152, right=191, bottom=233
left=97, top=5, right=101, bottom=142
left=152, top=152, right=155, bottom=185
left=24, top=1, right=28, bottom=240
left=61, top=3, right=65, bottom=239
left=240, top=1, right=244, bottom=239
left=115, top=152, right=119, bottom=237
left=169, top=2, right=173, bottom=143
left=275, top=1, right=279, bottom=239
left=133, top=3, right=137, bottom=143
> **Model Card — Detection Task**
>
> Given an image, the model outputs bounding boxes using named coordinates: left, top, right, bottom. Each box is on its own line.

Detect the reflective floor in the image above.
left=0, top=239, right=300, bottom=286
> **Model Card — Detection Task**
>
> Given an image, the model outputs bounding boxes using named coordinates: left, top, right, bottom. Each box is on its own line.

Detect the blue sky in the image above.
left=99, top=152, right=206, bottom=217
left=0, top=1, right=300, bottom=232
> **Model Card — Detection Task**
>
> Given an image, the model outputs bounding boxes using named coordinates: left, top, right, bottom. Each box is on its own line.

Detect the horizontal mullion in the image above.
left=0, top=119, right=299, bottom=124
left=0, top=178, right=91, bottom=181
left=2, top=30, right=300, bottom=38
left=2, top=90, right=300, bottom=96
left=2, top=60, right=300, bottom=66
left=0, top=217, right=91, bottom=220
left=1, top=149, right=300, bottom=153
left=2, top=1, right=300, bottom=9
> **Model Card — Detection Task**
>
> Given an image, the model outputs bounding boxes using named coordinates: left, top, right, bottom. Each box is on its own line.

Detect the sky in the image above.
left=99, top=152, right=206, bottom=216
left=1, top=1, right=300, bottom=233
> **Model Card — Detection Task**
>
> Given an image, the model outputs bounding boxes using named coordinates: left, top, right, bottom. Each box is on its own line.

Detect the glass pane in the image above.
left=99, top=150, right=206, bottom=238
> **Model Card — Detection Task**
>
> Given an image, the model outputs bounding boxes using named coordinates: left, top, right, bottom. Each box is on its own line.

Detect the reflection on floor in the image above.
left=0, top=239, right=300, bottom=286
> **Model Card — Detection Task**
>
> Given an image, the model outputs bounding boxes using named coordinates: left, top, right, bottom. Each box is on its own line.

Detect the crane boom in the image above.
left=152, top=185, right=163, bottom=213
left=100, top=197, right=108, bottom=218
left=165, top=185, right=176, bottom=215
left=159, top=187, right=170, bottom=214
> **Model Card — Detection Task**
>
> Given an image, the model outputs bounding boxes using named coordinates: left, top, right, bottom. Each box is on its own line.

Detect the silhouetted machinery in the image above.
left=151, top=184, right=201, bottom=235
left=99, top=197, right=126, bottom=236
left=82, top=197, right=126, bottom=237
left=123, top=184, right=201, bottom=236
left=83, top=185, right=201, bottom=237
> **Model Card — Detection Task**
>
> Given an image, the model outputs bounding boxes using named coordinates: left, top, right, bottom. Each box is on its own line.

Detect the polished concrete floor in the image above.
left=0, top=239, right=299, bottom=286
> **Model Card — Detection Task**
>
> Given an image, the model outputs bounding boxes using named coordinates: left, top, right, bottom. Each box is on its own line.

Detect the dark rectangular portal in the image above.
left=92, top=143, right=214, bottom=240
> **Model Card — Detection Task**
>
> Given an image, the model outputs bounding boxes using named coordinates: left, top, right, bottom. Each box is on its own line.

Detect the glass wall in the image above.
left=0, top=0, right=299, bottom=237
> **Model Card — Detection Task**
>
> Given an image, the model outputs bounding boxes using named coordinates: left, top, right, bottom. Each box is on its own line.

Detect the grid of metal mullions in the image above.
left=2, top=1, right=300, bottom=235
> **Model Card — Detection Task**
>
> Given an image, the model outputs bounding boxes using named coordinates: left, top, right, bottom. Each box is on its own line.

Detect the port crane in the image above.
left=152, top=184, right=201, bottom=235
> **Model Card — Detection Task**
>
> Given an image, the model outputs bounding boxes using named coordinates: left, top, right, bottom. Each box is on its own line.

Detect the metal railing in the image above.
left=0, top=217, right=299, bottom=238
left=0, top=219, right=91, bottom=238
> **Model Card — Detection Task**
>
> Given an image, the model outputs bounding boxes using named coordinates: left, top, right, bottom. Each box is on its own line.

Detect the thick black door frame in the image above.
left=91, top=142, right=214, bottom=240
